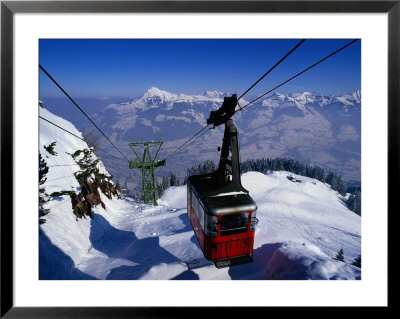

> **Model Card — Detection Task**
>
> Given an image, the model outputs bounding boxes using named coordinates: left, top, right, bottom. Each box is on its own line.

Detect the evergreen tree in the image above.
left=39, top=153, right=49, bottom=185
left=336, top=176, right=347, bottom=196
left=334, top=248, right=345, bottom=262
left=347, top=190, right=361, bottom=216
left=325, top=171, right=337, bottom=189
left=115, top=180, right=127, bottom=197
left=39, top=154, right=50, bottom=224
left=352, top=255, right=361, bottom=268
left=317, top=168, right=326, bottom=182
left=156, top=180, right=164, bottom=198
left=187, top=160, right=216, bottom=176
left=170, top=173, right=180, bottom=186
left=325, top=171, right=346, bottom=194
left=43, top=141, right=58, bottom=156
left=202, top=160, right=216, bottom=174
left=162, top=175, right=170, bottom=190
left=306, top=165, right=313, bottom=178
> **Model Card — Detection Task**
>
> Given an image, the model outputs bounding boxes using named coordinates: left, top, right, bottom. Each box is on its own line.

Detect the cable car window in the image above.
left=198, top=200, right=205, bottom=229
left=250, top=211, right=258, bottom=231
left=220, top=212, right=249, bottom=236
left=205, top=214, right=218, bottom=238
left=193, top=194, right=205, bottom=230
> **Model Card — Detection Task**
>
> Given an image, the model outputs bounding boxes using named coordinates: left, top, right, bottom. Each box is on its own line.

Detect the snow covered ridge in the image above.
left=103, top=86, right=225, bottom=113
left=105, top=86, right=360, bottom=112
left=39, top=108, right=361, bottom=280
left=262, top=90, right=361, bottom=109
left=103, top=86, right=251, bottom=113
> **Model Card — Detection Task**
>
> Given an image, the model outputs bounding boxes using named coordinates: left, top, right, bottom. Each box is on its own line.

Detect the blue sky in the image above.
left=39, top=39, right=360, bottom=99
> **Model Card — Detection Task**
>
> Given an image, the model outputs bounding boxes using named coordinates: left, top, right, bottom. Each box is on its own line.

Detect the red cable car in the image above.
left=187, top=97, right=258, bottom=268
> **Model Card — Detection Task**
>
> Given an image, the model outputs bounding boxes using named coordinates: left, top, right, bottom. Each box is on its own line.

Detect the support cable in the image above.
left=39, top=115, right=129, bottom=163
left=39, top=65, right=130, bottom=162
left=237, top=39, right=359, bottom=112
left=237, top=39, right=306, bottom=100
left=183, top=125, right=211, bottom=150
left=165, top=124, right=210, bottom=160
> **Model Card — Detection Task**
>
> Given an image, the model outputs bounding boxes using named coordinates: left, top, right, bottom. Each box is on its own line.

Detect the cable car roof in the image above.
left=188, top=174, right=257, bottom=216
left=202, top=192, right=257, bottom=216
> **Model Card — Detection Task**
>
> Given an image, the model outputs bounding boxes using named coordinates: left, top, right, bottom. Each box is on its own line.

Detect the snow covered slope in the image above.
left=39, top=108, right=360, bottom=280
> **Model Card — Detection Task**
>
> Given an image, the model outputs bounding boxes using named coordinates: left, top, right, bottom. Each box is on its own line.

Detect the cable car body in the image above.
left=187, top=117, right=258, bottom=268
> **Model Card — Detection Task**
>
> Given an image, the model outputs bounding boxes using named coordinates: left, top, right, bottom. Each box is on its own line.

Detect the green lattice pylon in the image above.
left=128, top=141, right=166, bottom=206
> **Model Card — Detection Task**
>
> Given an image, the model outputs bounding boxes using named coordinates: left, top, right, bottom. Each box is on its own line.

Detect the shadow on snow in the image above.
left=227, top=243, right=282, bottom=280
left=39, top=228, right=96, bottom=280
left=89, top=212, right=185, bottom=280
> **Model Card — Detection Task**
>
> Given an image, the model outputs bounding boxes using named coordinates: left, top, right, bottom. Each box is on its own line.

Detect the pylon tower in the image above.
left=128, top=141, right=166, bottom=205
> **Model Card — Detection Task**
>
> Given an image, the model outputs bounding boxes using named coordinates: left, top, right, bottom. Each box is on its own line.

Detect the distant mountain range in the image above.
left=43, top=87, right=361, bottom=191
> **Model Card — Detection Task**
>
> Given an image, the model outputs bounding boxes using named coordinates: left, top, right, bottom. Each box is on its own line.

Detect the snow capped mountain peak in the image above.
left=145, top=86, right=163, bottom=95
left=269, top=92, right=286, bottom=99
left=142, top=86, right=177, bottom=102
left=261, top=91, right=361, bottom=109
left=202, top=90, right=235, bottom=99
left=203, top=90, right=225, bottom=98
left=292, top=91, right=314, bottom=97
left=261, top=92, right=288, bottom=108
left=336, top=90, right=361, bottom=105
left=290, top=91, right=318, bottom=102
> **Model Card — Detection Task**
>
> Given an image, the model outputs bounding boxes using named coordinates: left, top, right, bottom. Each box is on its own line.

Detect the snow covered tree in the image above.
left=39, top=154, right=50, bottom=224
left=170, top=173, right=180, bottom=186
left=39, top=153, right=49, bottom=185
left=43, top=141, right=58, bottom=156
left=325, top=172, right=346, bottom=195
left=240, top=157, right=331, bottom=183
left=325, top=171, right=337, bottom=188
left=334, top=248, right=345, bottom=262
left=156, top=180, right=164, bottom=197
left=187, top=160, right=216, bottom=177
left=115, top=180, right=127, bottom=197
left=162, top=176, right=170, bottom=190
left=347, top=190, right=361, bottom=216
left=202, top=160, right=216, bottom=174
left=317, top=167, right=326, bottom=182
left=336, top=176, right=347, bottom=196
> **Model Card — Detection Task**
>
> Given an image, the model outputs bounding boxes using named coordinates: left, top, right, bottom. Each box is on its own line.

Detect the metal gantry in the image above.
left=128, top=141, right=166, bottom=205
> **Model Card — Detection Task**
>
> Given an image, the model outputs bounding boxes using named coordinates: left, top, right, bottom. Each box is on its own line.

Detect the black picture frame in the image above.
left=1, top=0, right=396, bottom=317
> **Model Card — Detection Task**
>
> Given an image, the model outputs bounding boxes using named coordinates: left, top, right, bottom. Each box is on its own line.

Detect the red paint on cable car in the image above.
left=187, top=182, right=257, bottom=267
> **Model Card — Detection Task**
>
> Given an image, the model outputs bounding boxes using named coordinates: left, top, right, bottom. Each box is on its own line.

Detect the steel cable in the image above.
left=237, top=39, right=360, bottom=112
left=39, top=65, right=130, bottom=162
left=39, top=115, right=129, bottom=163
left=237, top=39, right=306, bottom=100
